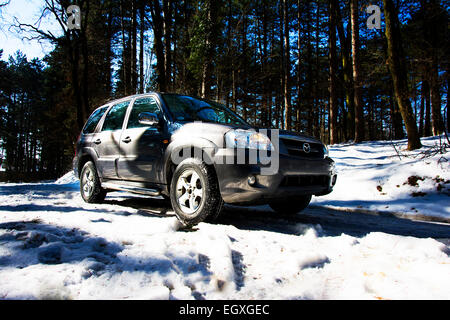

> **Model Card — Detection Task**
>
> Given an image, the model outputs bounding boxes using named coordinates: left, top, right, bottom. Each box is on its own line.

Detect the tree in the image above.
left=336, top=0, right=354, bottom=141
left=383, top=0, right=421, bottom=150
left=139, top=0, right=146, bottom=93
left=149, top=0, right=167, bottom=92
left=329, top=0, right=338, bottom=144
left=351, top=0, right=364, bottom=143
left=425, top=0, right=445, bottom=135
left=14, top=0, right=116, bottom=131
left=282, top=0, right=291, bottom=131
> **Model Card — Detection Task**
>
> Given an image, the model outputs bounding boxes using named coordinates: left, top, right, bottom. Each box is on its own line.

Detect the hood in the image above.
left=170, top=120, right=251, bottom=134
left=253, top=127, right=323, bottom=145
left=277, top=129, right=323, bottom=144
left=169, top=121, right=323, bottom=147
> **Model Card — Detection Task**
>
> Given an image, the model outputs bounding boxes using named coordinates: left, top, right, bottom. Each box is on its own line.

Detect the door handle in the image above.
left=93, top=138, right=101, bottom=144
left=122, top=137, right=131, bottom=143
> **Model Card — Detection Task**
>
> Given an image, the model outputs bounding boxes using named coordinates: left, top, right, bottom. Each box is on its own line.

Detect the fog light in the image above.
left=248, top=175, right=256, bottom=186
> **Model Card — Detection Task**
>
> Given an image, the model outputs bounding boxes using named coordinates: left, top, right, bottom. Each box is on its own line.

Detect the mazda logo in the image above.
left=303, top=143, right=311, bottom=153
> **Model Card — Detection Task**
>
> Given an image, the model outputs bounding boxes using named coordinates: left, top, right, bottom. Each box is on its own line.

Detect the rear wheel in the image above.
left=80, top=161, right=107, bottom=203
left=170, top=158, right=223, bottom=227
left=269, top=195, right=312, bottom=215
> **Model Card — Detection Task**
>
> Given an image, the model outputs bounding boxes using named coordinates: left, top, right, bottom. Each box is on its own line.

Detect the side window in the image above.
left=127, top=97, right=161, bottom=129
left=83, top=106, right=108, bottom=134
left=102, top=100, right=130, bottom=131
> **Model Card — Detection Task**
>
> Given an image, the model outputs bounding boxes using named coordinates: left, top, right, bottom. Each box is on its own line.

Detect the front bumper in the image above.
left=214, top=149, right=336, bottom=205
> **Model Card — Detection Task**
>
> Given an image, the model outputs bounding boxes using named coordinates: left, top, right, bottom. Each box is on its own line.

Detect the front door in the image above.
left=117, top=96, right=166, bottom=183
left=93, top=100, right=130, bottom=179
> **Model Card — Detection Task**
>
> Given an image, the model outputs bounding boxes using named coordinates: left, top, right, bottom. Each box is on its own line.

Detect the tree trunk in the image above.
left=258, top=0, right=268, bottom=127
left=69, top=36, right=85, bottom=131
left=329, top=0, right=338, bottom=144
left=419, top=76, right=425, bottom=136
left=81, top=1, right=90, bottom=117
left=139, top=1, right=145, bottom=93
left=150, top=0, right=167, bottom=92
left=163, top=0, right=173, bottom=92
left=430, top=50, right=444, bottom=135
left=336, top=1, right=354, bottom=141
left=201, top=0, right=214, bottom=99
left=282, top=0, right=291, bottom=131
left=447, top=68, right=450, bottom=132
left=423, top=78, right=432, bottom=136
left=120, top=0, right=128, bottom=95
left=105, top=6, right=113, bottom=97
left=232, top=69, right=237, bottom=112
left=130, top=1, right=137, bottom=94
left=390, top=89, right=405, bottom=139
left=279, top=1, right=285, bottom=129
left=351, top=0, right=364, bottom=143
left=383, top=0, right=421, bottom=150
left=424, top=0, right=445, bottom=135
left=296, top=0, right=302, bottom=132
left=313, top=0, right=320, bottom=138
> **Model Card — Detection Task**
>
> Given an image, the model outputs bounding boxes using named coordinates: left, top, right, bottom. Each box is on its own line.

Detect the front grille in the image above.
left=280, top=175, right=330, bottom=187
left=281, top=138, right=324, bottom=159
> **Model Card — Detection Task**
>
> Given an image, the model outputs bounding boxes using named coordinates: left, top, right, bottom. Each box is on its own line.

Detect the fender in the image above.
left=77, top=147, right=100, bottom=178
left=162, top=137, right=219, bottom=187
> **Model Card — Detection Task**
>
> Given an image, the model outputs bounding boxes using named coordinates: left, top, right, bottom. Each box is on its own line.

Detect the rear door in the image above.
left=93, top=99, right=131, bottom=179
left=117, top=95, right=167, bottom=183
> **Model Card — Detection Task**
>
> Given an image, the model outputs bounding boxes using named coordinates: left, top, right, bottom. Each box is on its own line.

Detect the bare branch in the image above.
left=12, top=16, right=59, bottom=44
left=44, top=0, right=67, bottom=34
left=10, top=0, right=72, bottom=47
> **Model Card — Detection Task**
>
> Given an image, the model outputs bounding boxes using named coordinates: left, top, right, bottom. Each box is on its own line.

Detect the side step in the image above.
left=102, top=182, right=161, bottom=196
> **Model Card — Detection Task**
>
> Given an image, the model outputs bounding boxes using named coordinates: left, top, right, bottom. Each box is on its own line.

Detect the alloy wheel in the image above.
left=175, top=169, right=204, bottom=215
left=82, top=167, right=95, bottom=198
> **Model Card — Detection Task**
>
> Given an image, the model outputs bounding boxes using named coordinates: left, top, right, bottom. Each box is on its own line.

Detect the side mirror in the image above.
left=138, top=112, right=159, bottom=127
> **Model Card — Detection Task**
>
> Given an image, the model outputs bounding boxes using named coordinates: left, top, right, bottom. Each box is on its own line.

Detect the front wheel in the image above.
left=170, top=158, right=224, bottom=227
left=269, top=195, right=312, bottom=215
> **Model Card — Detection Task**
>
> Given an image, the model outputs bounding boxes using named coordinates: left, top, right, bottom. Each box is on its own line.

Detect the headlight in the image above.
left=225, top=129, right=274, bottom=151
left=323, top=145, right=329, bottom=158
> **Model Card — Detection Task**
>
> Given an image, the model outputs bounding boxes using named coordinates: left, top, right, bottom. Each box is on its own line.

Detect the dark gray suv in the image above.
left=73, top=93, right=336, bottom=226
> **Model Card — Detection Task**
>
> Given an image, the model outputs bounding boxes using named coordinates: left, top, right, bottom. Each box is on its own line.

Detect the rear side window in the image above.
left=102, top=100, right=130, bottom=131
left=83, top=106, right=108, bottom=134
left=127, top=97, right=160, bottom=129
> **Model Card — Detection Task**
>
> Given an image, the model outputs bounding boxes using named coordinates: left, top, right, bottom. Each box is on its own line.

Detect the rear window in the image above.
left=83, top=106, right=108, bottom=134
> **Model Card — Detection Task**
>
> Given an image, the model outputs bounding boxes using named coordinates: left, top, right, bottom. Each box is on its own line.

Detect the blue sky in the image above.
left=0, top=0, right=60, bottom=61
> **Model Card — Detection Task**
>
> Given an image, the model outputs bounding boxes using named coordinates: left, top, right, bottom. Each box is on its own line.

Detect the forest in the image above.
left=0, top=0, right=448, bottom=181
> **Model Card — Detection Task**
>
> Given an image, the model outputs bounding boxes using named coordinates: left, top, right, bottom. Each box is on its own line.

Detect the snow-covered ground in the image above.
left=312, top=135, right=450, bottom=221
left=0, top=136, right=449, bottom=300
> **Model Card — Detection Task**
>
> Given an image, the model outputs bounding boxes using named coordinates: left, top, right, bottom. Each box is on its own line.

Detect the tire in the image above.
left=80, top=161, right=107, bottom=203
left=170, top=158, right=224, bottom=227
left=269, top=195, right=312, bottom=215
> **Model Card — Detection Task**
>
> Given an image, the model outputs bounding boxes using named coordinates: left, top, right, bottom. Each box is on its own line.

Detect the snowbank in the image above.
left=55, top=172, right=78, bottom=185
left=312, top=136, right=450, bottom=221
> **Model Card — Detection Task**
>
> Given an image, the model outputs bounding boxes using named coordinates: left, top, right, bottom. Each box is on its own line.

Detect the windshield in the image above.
left=161, top=94, right=249, bottom=127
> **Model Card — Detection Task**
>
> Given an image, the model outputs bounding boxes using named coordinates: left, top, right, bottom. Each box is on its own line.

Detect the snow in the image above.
left=312, top=135, right=450, bottom=221
left=0, top=136, right=449, bottom=300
